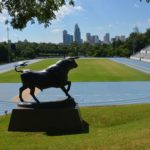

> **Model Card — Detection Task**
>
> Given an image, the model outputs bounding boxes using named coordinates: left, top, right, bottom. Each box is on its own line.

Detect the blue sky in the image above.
left=0, top=0, right=150, bottom=43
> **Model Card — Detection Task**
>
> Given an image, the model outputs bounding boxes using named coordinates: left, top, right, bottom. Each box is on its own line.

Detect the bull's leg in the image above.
left=61, top=86, right=72, bottom=99
left=19, top=86, right=27, bottom=102
left=66, top=81, right=71, bottom=92
left=30, top=87, right=40, bottom=103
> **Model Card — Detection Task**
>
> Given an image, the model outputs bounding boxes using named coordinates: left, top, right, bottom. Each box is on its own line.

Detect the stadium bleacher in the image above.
left=130, top=45, right=150, bottom=63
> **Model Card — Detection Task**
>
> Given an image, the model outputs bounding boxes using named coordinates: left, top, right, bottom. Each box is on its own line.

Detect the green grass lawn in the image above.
left=1, top=58, right=150, bottom=150
left=1, top=104, right=150, bottom=150
left=0, top=58, right=150, bottom=82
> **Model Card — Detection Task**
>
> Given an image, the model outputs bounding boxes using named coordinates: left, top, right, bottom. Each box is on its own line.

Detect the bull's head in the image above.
left=65, top=56, right=79, bottom=69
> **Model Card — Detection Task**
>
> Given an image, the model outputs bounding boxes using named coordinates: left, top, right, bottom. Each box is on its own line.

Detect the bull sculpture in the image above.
left=15, top=57, right=78, bottom=103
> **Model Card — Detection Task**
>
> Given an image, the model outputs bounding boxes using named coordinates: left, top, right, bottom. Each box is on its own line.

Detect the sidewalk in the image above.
left=0, top=59, right=43, bottom=73
left=0, top=82, right=150, bottom=115
left=110, top=58, right=150, bottom=74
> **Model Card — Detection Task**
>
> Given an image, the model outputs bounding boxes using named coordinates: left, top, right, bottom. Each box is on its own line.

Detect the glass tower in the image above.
left=74, top=24, right=81, bottom=44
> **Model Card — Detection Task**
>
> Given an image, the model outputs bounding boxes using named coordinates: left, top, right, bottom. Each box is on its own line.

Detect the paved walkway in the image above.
left=110, top=58, right=150, bottom=74
left=0, top=59, right=43, bottom=73
left=0, top=82, right=150, bottom=115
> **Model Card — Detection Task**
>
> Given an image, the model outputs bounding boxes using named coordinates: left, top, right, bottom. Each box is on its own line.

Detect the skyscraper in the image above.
left=74, top=24, right=81, bottom=44
left=63, top=30, right=73, bottom=45
left=104, top=33, right=110, bottom=44
left=86, top=33, right=91, bottom=43
left=63, top=30, right=68, bottom=44
left=133, top=26, right=139, bottom=33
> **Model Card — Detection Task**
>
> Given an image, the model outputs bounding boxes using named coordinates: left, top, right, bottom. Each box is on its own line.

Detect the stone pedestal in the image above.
left=8, top=99, right=83, bottom=132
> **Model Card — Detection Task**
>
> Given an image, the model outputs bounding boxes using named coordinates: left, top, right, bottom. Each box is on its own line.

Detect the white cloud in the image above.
left=74, top=5, right=83, bottom=11
left=51, top=28, right=62, bottom=33
left=0, top=9, right=8, bottom=23
left=54, top=4, right=84, bottom=21
left=134, top=3, right=139, bottom=8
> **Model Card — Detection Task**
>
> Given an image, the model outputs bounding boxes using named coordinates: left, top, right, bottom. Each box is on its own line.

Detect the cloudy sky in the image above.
left=0, top=0, right=150, bottom=43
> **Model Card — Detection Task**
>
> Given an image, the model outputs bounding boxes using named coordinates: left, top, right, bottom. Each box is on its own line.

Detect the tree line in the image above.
left=0, top=28, right=150, bottom=63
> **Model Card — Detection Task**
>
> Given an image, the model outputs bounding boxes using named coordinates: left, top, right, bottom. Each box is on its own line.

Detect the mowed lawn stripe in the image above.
left=0, top=58, right=150, bottom=82
left=69, top=59, right=150, bottom=81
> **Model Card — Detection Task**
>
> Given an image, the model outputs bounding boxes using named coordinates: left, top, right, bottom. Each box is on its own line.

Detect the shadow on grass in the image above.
left=45, top=120, right=89, bottom=136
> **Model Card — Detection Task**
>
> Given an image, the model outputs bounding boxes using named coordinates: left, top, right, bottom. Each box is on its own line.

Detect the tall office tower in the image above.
left=63, top=30, right=68, bottom=44
left=92, top=35, right=99, bottom=44
left=63, top=30, right=73, bottom=45
left=74, top=24, right=81, bottom=44
left=120, top=35, right=126, bottom=42
left=86, top=33, right=92, bottom=43
left=115, top=36, right=120, bottom=41
left=104, top=33, right=110, bottom=44
left=68, top=35, right=73, bottom=44
left=133, top=26, right=139, bottom=33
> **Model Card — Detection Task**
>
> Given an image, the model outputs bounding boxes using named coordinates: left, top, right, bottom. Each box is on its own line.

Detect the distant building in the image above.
left=74, top=24, right=81, bottom=44
left=86, top=33, right=100, bottom=44
left=115, top=36, right=120, bottom=41
left=63, top=30, right=73, bottom=45
left=133, top=26, right=139, bottom=33
left=111, top=38, right=116, bottom=43
left=92, top=35, right=100, bottom=44
left=113, top=35, right=126, bottom=42
left=86, top=33, right=92, bottom=43
left=120, top=35, right=126, bottom=42
left=103, top=33, right=110, bottom=44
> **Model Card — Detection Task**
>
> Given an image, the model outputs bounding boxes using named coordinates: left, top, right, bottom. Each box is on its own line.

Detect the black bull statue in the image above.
left=15, top=57, right=78, bottom=103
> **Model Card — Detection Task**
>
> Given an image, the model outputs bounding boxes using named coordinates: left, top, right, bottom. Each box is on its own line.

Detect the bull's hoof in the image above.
left=67, top=96, right=74, bottom=100
left=20, top=99, right=24, bottom=102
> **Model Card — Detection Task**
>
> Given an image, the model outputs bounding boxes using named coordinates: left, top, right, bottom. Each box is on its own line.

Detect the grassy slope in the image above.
left=0, top=58, right=150, bottom=82
left=1, top=104, right=150, bottom=150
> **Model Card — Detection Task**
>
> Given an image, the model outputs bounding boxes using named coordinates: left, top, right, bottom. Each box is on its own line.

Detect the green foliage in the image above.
left=0, top=0, right=74, bottom=29
left=1, top=26, right=150, bottom=64
left=140, top=0, right=150, bottom=2
left=1, top=104, right=150, bottom=149
left=0, top=42, right=8, bottom=62
left=1, top=25, right=150, bottom=63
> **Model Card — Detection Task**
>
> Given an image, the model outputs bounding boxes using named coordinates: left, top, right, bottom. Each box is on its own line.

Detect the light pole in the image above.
left=7, top=27, right=10, bottom=62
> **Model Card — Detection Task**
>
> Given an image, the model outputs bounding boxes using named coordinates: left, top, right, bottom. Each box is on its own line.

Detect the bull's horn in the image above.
left=68, top=56, right=79, bottom=59
left=73, top=56, right=79, bottom=59
left=16, top=61, right=29, bottom=66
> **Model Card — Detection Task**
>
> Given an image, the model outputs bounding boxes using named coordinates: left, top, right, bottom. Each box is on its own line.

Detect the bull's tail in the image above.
left=14, top=61, right=28, bottom=73
left=15, top=65, right=23, bottom=73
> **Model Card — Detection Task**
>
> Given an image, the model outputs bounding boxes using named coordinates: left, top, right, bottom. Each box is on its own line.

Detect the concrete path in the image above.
left=0, top=82, right=150, bottom=115
left=110, top=58, right=150, bottom=74
left=0, top=59, right=43, bottom=73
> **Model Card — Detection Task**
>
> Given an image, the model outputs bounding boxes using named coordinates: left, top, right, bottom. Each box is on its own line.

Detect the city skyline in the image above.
left=0, top=0, right=150, bottom=43
left=63, top=24, right=126, bottom=45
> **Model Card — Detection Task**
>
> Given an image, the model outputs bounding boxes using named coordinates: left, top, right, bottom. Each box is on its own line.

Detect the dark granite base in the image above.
left=8, top=104, right=83, bottom=132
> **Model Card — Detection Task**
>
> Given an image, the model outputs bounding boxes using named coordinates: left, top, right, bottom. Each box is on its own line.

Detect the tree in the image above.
left=144, top=28, right=150, bottom=45
left=0, top=0, right=149, bottom=29
left=0, top=43, right=8, bottom=62
left=140, top=0, right=150, bottom=2
left=0, top=0, right=74, bottom=29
